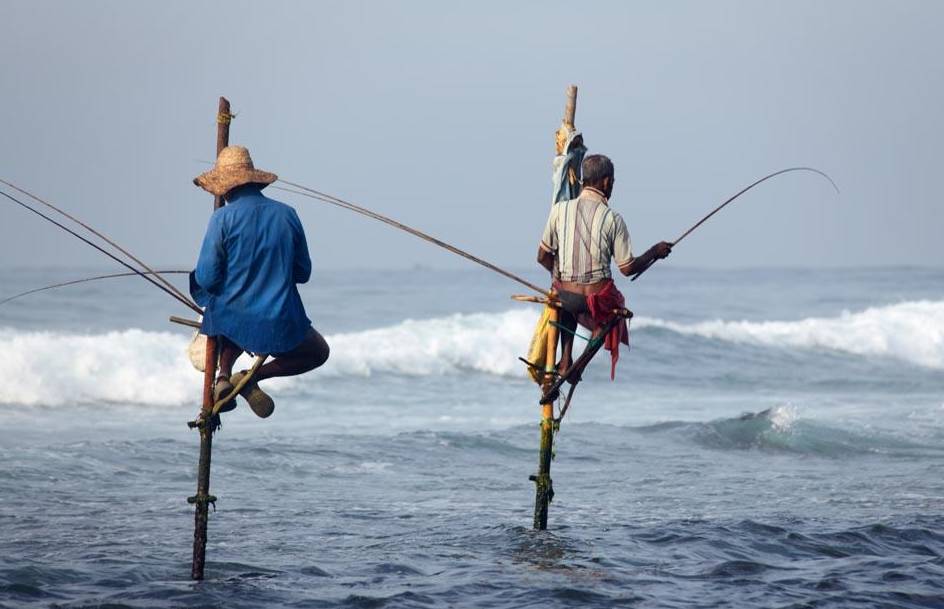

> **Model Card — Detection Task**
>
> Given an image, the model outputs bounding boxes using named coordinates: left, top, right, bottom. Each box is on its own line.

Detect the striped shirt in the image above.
left=539, top=188, right=633, bottom=284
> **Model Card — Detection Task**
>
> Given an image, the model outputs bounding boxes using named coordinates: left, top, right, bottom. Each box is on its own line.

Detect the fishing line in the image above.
left=274, top=180, right=550, bottom=297
left=0, top=270, right=190, bottom=307
left=1, top=167, right=837, bottom=307
left=631, top=166, right=840, bottom=281
left=0, top=188, right=202, bottom=314
left=673, top=167, right=839, bottom=245
left=0, top=178, right=196, bottom=308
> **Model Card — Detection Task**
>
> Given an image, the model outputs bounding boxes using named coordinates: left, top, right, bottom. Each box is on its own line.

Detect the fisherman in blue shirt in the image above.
left=190, top=145, right=329, bottom=418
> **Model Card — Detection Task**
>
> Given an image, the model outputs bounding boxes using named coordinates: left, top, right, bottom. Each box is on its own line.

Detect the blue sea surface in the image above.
left=0, top=266, right=942, bottom=608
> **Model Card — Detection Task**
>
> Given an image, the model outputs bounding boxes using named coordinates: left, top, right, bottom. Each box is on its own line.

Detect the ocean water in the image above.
left=0, top=266, right=942, bottom=608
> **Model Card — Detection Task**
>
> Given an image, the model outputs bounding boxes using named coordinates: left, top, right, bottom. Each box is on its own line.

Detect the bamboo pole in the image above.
left=190, top=96, right=231, bottom=581
left=555, top=85, right=580, bottom=188
left=531, top=303, right=559, bottom=530
left=213, top=98, right=232, bottom=211
left=531, top=86, right=579, bottom=529
left=563, top=85, right=577, bottom=128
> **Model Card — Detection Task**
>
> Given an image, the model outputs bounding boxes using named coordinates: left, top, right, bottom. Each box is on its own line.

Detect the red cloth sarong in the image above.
left=585, top=280, right=630, bottom=380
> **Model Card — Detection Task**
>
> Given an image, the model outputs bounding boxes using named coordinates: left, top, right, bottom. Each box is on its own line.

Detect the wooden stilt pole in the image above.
left=190, top=96, right=231, bottom=581
left=531, top=303, right=559, bottom=530
left=563, top=84, right=577, bottom=128
left=190, top=337, right=217, bottom=580
left=212, top=97, right=232, bottom=212
left=531, top=86, right=578, bottom=530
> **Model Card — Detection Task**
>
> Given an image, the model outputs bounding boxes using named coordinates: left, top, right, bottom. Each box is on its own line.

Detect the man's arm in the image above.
left=617, top=241, right=672, bottom=277
left=612, top=214, right=671, bottom=277
left=537, top=245, right=555, bottom=274
left=192, top=212, right=226, bottom=296
left=290, top=210, right=312, bottom=284
left=537, top=205, right=559, bottom=277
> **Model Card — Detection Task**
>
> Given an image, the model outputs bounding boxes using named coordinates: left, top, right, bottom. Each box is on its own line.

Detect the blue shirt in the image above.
left=190, top=186, right=312, bottom=354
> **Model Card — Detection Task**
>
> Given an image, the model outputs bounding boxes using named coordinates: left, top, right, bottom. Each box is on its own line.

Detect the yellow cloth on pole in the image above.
left=526, top=306, right=553, bottom=383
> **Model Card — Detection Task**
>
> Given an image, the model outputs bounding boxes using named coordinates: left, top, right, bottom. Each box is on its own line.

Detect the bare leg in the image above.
left=557, top=311, right=577, bottom=376
left=213, top=336, right=244, bottom=413
left=569, top=326, right=604, bottom=381
left=217, top=336, right=243, bottom=382
left=255, top=328, right=330, bottom=382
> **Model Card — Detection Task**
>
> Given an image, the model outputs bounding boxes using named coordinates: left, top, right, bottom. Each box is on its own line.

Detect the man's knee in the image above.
left=302, top=331, right=329, bottom=370
left=311, top=340, right=329, bottom=369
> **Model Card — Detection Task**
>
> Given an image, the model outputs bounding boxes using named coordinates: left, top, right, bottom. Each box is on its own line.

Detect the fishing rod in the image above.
left=0, top=178, right=196, bottom=308
left=630, top=167, right=840, bottom=281
left=0, top=270, right=190, bottom=307
left=0, top=188, right=202, bottom=314
left=6, top=178, right=551, bottom=304
left=1, top=167, right=837, bottom=306
left=274, top=180, right=550, bottom=296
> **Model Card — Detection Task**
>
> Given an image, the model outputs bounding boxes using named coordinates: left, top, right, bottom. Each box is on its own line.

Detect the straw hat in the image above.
left=193, top=145, right=277, bottom=196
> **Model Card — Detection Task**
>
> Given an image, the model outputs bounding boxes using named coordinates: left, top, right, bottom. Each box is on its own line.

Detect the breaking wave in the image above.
left=1, top=328, right=198, bottom=407
left=0, top=311, right=538, bottom=406
left=0, top=300, right=941, bottom=406
left=634, top=405, right=936, bottom=457
left=329, top=299, right=944, bottom=378
left=635, top=299, right=944, bottom=369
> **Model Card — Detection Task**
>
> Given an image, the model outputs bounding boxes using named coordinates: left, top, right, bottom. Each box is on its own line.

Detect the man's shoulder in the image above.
left=262, top=194, right=295, bottom=209
left=550, top=197, right=575, bottom=214
left=258, top=194, right=299, bottom=216
left=215, top=193, right=299, bottom=222
left=606, top=206, right=627, bottom=224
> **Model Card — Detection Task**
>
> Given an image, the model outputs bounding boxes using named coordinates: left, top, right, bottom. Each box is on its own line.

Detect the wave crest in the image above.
left=1, top=300, right=941, bottom=406
left=1, top=328, right=198, bottom=407
left=639, top=406, right=936, bottom=457
left=636, top=300, right=944, bottom=369
left=0, top=311, right=538, bottom=406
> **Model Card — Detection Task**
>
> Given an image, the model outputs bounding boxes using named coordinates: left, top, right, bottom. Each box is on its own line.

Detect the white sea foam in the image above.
left=636, top=300, right=944, bottom=369
left=0, top=310, right=537, bottom=406
left=1, top=300, right=941, bottom=406
left=767, top=404, right=799, bottom=432
left=1, top=328, right=200, bottom=407
left=321, top=310, right=535, bottom=378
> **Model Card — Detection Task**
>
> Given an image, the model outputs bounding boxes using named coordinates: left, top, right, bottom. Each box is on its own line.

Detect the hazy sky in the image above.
left=1, top=1, right=941, bottom=271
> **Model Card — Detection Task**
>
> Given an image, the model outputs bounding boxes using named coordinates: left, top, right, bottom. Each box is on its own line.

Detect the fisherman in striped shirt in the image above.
left=538, top=154, right=672, bottom=379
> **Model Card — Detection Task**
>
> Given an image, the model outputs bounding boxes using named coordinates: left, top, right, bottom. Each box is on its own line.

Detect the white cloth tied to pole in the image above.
left=551, top=129, right=587, bottom=205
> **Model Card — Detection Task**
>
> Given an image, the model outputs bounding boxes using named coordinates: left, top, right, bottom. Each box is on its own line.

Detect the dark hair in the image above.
left=582, top=154, right=614, bottom=187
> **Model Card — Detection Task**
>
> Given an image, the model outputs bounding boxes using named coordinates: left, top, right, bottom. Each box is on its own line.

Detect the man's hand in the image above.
left=652, top=241, right=673, bottom=259
left=618, top=241, right=672, bottom=277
